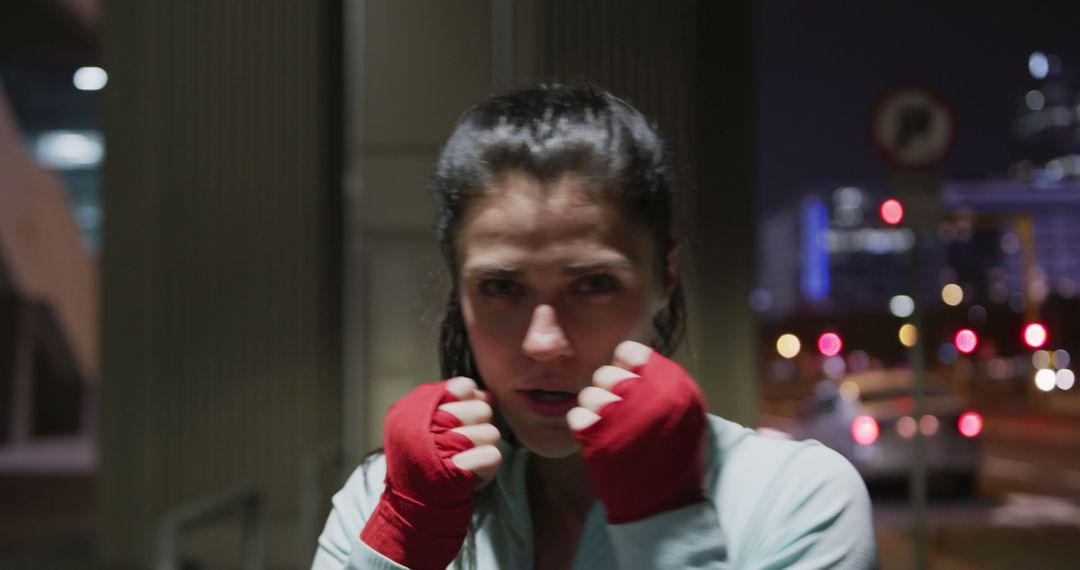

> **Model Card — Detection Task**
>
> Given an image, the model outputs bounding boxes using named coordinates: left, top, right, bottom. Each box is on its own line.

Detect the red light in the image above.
left=818, top=332, right=842, bottom=357
left=880, top=199, right=904, bottom=225
left=958, top=411, right=983, bottom=438
left=851, top=415, right=880, bottom=446
left=1023, top=323, right=1048, bottom=348
left=954, top=329, right=978, bottom=354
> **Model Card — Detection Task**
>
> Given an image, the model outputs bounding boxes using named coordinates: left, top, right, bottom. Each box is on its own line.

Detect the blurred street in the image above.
left=978, top=410, right=1080, bottom=500
left=875, top=493, right=1080, bottom=569
left=871, top=407, right=1080, bottom=568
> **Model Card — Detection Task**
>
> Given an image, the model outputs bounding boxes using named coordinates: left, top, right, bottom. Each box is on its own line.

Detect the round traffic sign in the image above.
left=872, top=86, right=955, bottom=170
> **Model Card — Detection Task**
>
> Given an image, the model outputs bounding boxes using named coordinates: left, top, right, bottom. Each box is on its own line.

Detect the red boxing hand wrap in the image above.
left=360, top=382, right=481, bottom=570
left=572, top=350, right=708, bottom=524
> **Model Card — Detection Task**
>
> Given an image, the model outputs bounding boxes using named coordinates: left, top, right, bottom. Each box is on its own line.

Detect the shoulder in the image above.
left=708, top=414, right=862, bottom=488
left=315, top=452, right=388, bottom=564
left=706, top=415, right=878, bottom=568
left=338, top=451, right=388, bottom=519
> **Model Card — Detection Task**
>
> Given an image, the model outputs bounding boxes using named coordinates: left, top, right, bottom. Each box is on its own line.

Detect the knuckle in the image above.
left=473, top=400, right=494, bottom=421
left=613, top=340, right=652, bottom=368
left=592, top=365, right=637, bottom=390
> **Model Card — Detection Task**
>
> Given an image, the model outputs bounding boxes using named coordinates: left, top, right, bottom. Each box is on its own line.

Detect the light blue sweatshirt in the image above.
left=313, top=415, right=879, bottom=569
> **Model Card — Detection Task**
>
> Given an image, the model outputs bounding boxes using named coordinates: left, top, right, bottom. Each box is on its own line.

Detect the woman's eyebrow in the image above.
left=562, top=259, right=633, bottom=276
left=463, top=265, right=522, bottom=279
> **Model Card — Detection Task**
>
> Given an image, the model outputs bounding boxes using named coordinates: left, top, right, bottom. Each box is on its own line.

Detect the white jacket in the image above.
left=313, top=415, right=879, bottom=569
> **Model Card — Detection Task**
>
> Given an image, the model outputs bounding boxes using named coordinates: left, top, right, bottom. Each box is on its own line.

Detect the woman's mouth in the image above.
left=519, top=389, right=579, bottom=417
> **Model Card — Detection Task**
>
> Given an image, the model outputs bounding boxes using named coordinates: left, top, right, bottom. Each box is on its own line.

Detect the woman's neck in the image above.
left=527, top=452, right=595, bottom=520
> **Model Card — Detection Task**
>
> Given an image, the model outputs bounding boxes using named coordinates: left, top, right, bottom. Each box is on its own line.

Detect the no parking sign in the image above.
left=872, top=85, right=955, bottom=228
left=872, top=85, right=955, bottom=170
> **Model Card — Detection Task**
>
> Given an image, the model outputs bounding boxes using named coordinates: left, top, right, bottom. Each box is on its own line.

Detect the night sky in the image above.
left=755, top=0, right=1080, bottom=208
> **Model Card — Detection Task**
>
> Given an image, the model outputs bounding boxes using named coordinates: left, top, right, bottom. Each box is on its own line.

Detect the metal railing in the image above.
left=155, top=488, right=266, bottom=570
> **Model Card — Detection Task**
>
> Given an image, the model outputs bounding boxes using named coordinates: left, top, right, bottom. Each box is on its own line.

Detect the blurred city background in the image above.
left=1, top=0, right=1078, bottom=568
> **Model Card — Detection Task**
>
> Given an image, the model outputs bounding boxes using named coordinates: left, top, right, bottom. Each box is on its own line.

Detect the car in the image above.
left=792, top=368, right=983, bottom=492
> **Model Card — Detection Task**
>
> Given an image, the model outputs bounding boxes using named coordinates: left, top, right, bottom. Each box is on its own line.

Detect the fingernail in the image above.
left=614, top=340, right=652, bottom=367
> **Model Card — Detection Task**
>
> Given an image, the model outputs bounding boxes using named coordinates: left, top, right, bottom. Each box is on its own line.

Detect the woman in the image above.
left=314, top=85, right=878, bottom=569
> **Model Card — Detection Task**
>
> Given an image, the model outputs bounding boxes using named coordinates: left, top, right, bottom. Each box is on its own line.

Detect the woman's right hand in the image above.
left=360, top=377, right=502, bottom=570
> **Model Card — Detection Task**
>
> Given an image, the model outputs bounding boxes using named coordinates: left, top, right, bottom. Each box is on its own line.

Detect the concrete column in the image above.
left=99, top=1, right=343, bottom=566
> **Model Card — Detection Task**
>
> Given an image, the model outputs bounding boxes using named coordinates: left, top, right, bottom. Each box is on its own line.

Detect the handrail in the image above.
left=155, top=487, right=266, bottom=570
left=298, top=441, right=342, bottom=563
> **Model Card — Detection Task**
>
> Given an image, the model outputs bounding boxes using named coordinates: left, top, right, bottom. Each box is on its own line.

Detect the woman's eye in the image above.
left=576, top=274, right=618, bottom=295
left=479, top=279, right=524, bottom=297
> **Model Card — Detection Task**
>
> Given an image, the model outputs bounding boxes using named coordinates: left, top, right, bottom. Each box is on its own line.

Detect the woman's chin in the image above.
left=517, top=430, right=581, bottom=459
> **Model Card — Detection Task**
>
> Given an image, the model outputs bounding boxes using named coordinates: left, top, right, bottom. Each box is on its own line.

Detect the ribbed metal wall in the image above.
left=100, top=1, right=341, bottom=566
left=541, top=0, right=696, bottom=175
left=537, top=0, right=758, bottom=424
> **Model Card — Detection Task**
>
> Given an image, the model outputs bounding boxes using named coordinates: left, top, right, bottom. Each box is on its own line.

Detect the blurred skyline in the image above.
left=757, top=0, right=1080, bottom=206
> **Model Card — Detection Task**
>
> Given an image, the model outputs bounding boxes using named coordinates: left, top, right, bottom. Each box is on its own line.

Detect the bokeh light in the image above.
left=896, top=416, right=917, bottom=438
left=941, top=283, right=964, bottom=306
left=880, top=199, right=904, bottom=225
left=776, top=333, right=801, bottom=359
left=1029, top=51, right=1049, bottom=79
left=987, top=358, right=1010, bottom=380
left=954, top=329, right=978, bottom=354
left=839, top=380, right=860, bottom=401
left=1035, top=369, right=1056, bottom=392
left=823, top=356, right=846, bottom=379
left=939, top=343, right=958, bottom=364
left=851, top=416, right=879, bottom=446
left=1057, top=369, right=1076, bottom=391
left=1023, top=323, right=1048, bottom=348
left=848, top=350, right=870, bottom=372
left=1032, top=350, right=1052, bottom=369
left=73, top=66, right=108, bottom=91
left=1025, top=89, right=1045, bottom=111
left=898, top=323, right=918, bottom=348
left=967, top=305, right=987, bottom=325
left=1053, top=349, right=1071, bottom=369
left=889, top=295, right=915, bottom=318
left=1000, top=232, right=1021, bottom=255
left=817, top=332, right=842, bottom=357
left=958, top=411, right=983, bottom=438
left=919, top=414, right=940, bottom=436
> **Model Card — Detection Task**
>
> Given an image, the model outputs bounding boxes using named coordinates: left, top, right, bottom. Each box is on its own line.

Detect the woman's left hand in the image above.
left=567, top=340, right=708, bottom=524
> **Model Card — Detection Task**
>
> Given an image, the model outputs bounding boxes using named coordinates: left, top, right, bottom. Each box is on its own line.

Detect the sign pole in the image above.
left=874, top=85, right=955, bottom=570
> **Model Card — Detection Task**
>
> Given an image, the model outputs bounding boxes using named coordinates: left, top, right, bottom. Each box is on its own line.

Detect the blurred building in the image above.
left=0, top=91, right=99, bottom=471
left=757, top=51, right=1080, bottom=323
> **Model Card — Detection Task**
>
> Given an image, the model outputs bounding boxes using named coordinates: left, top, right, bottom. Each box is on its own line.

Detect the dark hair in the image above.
left=432, top=84, right=686, bottom=384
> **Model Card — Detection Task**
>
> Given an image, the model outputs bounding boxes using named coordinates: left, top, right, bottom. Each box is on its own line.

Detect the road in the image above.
left=872, top=409, right=1080, bottom=569
left=873, top=491, right=1080, bottom=569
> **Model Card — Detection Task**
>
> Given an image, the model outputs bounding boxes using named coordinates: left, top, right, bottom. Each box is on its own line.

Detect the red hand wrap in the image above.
left=360, top=381, right=480, bottom=569
left=572, top=350, right=708, bottom=524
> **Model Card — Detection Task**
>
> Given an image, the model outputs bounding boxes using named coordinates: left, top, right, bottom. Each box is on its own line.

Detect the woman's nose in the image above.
left=521, top=304, right=573, bottom=361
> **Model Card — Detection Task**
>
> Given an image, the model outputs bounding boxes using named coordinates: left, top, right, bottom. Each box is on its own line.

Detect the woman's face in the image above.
left=457, top=172, right=670, bottom=458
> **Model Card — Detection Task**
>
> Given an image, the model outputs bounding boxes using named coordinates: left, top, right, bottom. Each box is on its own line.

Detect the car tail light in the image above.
left=896, top=416, right=916, bottom=438
left=851, top=415, right=879, bottom=446
left=919, top=414, right=939, bottom=436
left=958, top=411, right=983, bottom=438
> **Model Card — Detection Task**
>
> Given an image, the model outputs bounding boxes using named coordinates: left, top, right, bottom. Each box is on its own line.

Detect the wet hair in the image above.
left=432, top=84, right=686, bottom=384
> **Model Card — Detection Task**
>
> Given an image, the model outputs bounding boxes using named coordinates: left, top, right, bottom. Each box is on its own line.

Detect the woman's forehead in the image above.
left=457, top=173, right=651, bottom=269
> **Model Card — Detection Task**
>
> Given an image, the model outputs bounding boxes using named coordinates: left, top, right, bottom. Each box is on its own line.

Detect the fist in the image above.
left=439, top=376, right=503, bottom=487
left=566, top=342, right=650, bottom=430
left=363, top=377, right=504, bottom=569
left=566, top=340, right=708, bottom=523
